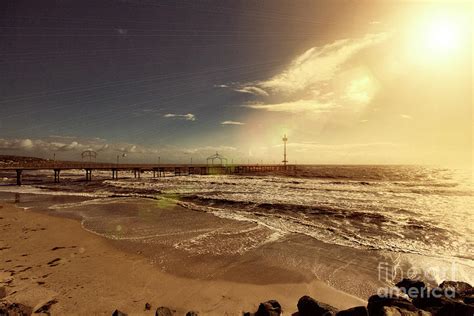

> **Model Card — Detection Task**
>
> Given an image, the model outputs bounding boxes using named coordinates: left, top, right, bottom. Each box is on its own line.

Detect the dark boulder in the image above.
left=255, top=300, right=282, bottom=316
left=34, top=299, right=58, bottom=314
left=155, top=306, right=173, bottom=316
left=335, top=306, right=368, bottom=316
left=297, top=295, right=338, bottom=316
left=368, top=295, right=419, bottom=316
left=0, top=301, right=33, bottom=316
left=380, top=306, right=431, bottom=315
left=413, top=295, right=451, bottom=311
left=145, top=302, right=152, bottom=311
left=112, top=310, right=128, bottom=316
left=438, top=301, right=474, bottom=316
left=414, top=295, right=474, bottom=316
left=186, top=311, right=199, bottom=316
left=438, top=281, right=472, bottom=297
left=0, top=286, right=6, bottom=299
left=396, top=279, right=429, bottom=299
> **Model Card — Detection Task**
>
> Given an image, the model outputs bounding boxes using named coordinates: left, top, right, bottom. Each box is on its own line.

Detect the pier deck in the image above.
left=0, top=162, right=295, bottom=185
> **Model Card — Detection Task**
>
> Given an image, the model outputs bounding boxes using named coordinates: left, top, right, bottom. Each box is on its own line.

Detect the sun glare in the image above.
left=406, top=10, right=469, bottom=62
left=422, top=17, right=461, bottom=54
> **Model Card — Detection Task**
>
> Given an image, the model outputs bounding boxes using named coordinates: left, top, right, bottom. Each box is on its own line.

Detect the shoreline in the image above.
left=0, top=202, right=366, bottom=315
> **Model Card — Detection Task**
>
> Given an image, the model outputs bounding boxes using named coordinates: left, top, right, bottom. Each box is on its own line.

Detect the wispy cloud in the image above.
left=116, top=28, right=128, bottom=35
left=233, top=86, right=269, bottom=97
left=163, top=113, right=196, bottom=121
left=400, top=114, right=413, bottom=120
left=221, top=120, right=245, bottom=125
left=280, top=141, right=400, bottom=150
left=229, top=33, right=388, bottom=115
left=245, top=99, right=336, bottom=113
left=257, top=33, right=387, bottom=94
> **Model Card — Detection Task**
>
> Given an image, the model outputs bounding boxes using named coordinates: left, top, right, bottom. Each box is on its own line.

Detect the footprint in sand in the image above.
left=47, top=258, right=62, bottom=267
left=51, top=246, right=66, bottom=251
left=51, top=246, right=78, bottom=251
left=16, top=266, right=32, bottom=273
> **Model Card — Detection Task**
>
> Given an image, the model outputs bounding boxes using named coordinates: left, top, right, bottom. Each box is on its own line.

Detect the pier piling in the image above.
left=85, top=169, right=92, bottom=181
left=16, top=169, right=22, bottom=186
left=54, top=169, right=61, bottom=183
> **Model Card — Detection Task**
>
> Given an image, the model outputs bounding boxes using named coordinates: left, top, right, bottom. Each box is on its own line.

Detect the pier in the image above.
left=0, top=162, right=296, bottom=185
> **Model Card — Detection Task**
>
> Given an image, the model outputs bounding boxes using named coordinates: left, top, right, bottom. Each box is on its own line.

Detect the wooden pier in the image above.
left=0, top=162, right=296, bottom=185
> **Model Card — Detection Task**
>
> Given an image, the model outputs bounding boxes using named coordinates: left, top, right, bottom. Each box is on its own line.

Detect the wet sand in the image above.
left=0, top=202, right=366, bottom=315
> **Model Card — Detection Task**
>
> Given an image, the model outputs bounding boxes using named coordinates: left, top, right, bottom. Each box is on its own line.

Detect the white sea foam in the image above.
left=2, top=167, right=473, bottom=261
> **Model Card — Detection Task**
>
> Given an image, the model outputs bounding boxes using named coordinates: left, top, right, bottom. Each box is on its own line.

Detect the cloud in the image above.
left=182, top=145, right=237, bottom=155
left=221, top=120, right=245, bottom=125
left=0, top=138, right=34, bottom=151
left=117, top=145, right=139, bottom=154
left=228, top=33, right=388, bottom=115
left=282, top=141, right=400, bottom=150
left=245, top=99, right=336, bottom=113
left=0, top=137, right=108, bottom=153
left=257, top=33, right=387, bottom=94
left=233, top=86, right=269, bottom=97
left=116, top=28, right=128, bottom=35
left=163, top=113, right=196, bottom=121
left=400, top=114, right=413, bottom=120
left=344, top=76, right=374, bottom=104
left=0, top=136, right=244, bottom=163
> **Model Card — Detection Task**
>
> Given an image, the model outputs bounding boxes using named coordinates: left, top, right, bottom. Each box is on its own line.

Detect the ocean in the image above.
left=1, top=165, right=472, bottom=297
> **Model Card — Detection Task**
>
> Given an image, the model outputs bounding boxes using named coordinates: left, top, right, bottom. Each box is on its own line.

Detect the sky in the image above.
left=0, top=0, right=472, bottom=166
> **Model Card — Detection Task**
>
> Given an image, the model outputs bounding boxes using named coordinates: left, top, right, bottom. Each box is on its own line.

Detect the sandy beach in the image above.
left=0, top=202, right=366, bottom=315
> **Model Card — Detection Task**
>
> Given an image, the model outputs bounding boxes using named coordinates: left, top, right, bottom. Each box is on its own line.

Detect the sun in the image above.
left=405, top=9, right=469, bottom=62
left=421, top=16, right=462, bottom=55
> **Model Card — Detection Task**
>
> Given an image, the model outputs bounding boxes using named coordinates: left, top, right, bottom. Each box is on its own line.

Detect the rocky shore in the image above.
left=239, top=279, right=474, bottom=316
left=1, top=278, right=472, bottom=315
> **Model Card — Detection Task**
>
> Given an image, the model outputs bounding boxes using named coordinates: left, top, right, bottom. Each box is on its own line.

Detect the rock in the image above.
left=0, top=301, right=34, bottom=316
left=396, top=279, right=429, bottom=299
left=438, top=281, right=473, bottom=297
left=0, top=286, right=6, bottom=299
left=145, top=303, right=152, bottom=311
left=255, top=300, right=282, bottom=316
left=368, top=295, right=419, bottom=316
left=335, top=306, right=368, bottom=315
left=186, top=312, right=199, bottom=316
left=112, top=309, right=128, bottom=316
left=413, top=295, right=474, bottom=315
left=297, top=295, right=338, bottom=316
left=413, top=296, right=451, bottom=313
left=33, top=299, right=58, bottom=314
left=381, top=306, right=431, bottom=315
left=156, top=306, right=173, bottom=316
